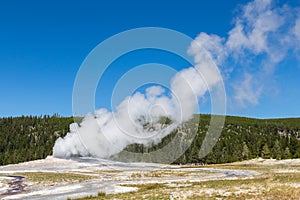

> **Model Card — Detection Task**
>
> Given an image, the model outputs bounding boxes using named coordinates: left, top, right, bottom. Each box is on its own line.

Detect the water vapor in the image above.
left=53, top=44, right=221, bottom=159
left=53, top=0, right=300, bottom=159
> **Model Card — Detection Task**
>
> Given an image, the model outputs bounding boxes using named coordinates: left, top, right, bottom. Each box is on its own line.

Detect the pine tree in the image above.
left=272, top=140, right=282, bottom=160
left=242, top=142, right=250, bottom=160
left=283, top=147, right=291, bottom=159
left=261, top=144, right=271, bottom=159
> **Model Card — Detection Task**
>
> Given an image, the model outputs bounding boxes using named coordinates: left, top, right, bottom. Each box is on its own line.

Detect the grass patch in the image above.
left=194, top=162, right=300, bottom=173
left=15, top=172, right=94, bottom=187
left=130, top=170, right=211, bottom=179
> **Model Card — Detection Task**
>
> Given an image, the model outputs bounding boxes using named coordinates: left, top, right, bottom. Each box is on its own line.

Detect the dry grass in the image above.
left=76, top=172, right=300, bottom=199
left=74, top=161, right=300, bottom=200
left=130, top=170, right=195, bottom=178
left=15, top=172, right=94, bottom=187
left=11, top=159, right=299, bottom=199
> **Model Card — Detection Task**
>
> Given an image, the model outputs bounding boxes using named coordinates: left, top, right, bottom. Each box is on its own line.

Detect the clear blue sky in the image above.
left=0, top=0, right=299, bottom=118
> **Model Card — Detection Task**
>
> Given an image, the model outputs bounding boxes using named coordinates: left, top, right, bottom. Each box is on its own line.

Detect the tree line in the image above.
left=120, top=115, right=300, bottom=164
left=0, top=114, right=300, bottom=166
left=0, top=115, right=73, bottom=165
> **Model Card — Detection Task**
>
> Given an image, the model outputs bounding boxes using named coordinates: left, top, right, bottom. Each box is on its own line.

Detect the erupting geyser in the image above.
left=53, top=39, right=222, bottom=160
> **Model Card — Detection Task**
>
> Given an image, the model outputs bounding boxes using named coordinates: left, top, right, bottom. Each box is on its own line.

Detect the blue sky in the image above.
left=0, top=0, right=300, bottom=118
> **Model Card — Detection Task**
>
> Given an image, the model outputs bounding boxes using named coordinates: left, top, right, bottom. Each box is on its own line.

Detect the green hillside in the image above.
left=0, top=114, right=300, bottom=165
left=0, top=115, right=73, bottom=165
left=121, top=114, right=300, bottom=164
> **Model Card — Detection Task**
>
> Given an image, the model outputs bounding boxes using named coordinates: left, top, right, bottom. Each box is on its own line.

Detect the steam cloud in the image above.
left=53, top=43, right=221, bottom=158
left=54, top=0, right=300, bottom=159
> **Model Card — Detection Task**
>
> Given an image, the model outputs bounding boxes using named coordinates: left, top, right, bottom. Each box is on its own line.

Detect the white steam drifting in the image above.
left=53, top=42, right=222, bottom=159
left=53, top=0, right=300, bottom=159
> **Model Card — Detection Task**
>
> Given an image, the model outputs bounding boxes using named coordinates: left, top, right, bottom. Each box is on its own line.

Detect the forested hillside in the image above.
left=121, top=115, right=300, bottom=164
left=0, top=115, right=73, bottom=165
left=188, top=115, right=300, bottom=164
left=0, top=115, right=300, bottom=166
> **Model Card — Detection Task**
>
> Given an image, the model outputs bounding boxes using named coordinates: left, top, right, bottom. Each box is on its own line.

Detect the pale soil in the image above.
left=0, top=157, right=299, bottom=200
left=236, top=157, right=300, bottom=165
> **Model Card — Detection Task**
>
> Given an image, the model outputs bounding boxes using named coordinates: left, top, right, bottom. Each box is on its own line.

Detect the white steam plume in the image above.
left=53, top=0, right=300, bottom=159
left=53, top=45, right=222, bottom=159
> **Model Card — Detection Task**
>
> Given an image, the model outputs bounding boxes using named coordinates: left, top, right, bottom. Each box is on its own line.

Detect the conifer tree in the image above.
left=261, top=144, right=271, bottom=159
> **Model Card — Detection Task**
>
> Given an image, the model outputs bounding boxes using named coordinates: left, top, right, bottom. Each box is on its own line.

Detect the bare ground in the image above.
left=0, top=157, right=299, bottom=199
